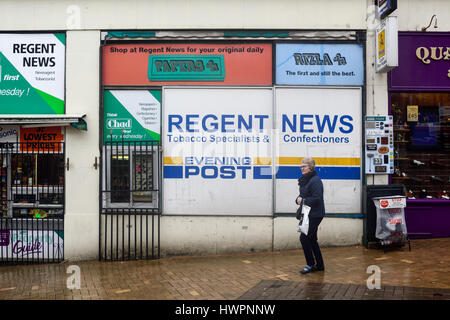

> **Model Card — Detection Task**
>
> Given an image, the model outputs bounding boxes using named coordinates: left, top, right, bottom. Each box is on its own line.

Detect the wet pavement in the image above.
left=0, top=238, right=449, bottom=300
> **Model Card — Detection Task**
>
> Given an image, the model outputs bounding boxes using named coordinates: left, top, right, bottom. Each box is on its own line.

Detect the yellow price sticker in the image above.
left=378, top=29, right=385, bottom=59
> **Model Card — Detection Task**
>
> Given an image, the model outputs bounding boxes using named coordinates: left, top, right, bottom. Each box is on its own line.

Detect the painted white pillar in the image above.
left=365, top=1, right=390, bottom=185
left=64, top=31, right=100, bottom=261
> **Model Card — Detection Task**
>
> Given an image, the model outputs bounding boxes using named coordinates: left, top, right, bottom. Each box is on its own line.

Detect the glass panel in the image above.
left=11, top=154, right=35, bottom=187
left=111, top=155, right=130, bottom=203
left=37, top=154, right=64, bottom=186
left=37, top=154, right=64, bottom=206
left=391, top=92, right=450, bottom=200
left=132, top=152, right=153, bottom=202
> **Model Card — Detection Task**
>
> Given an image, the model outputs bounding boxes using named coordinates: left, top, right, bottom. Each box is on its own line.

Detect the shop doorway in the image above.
left=0, top=141, right=65, bottom=264
left=100, top=140, right=161, bottom=261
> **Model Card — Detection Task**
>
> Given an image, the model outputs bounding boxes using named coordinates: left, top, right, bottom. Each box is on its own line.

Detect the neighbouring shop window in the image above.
left=101, top=89, right=161, bottom=211
left=109, top=149, right=154, bottom=206
left=391, top=92, right=450, bottom=199
left=11, top=153, right=64, bottom=217
left=0, top=149, right=65, bottom=218
left=111, top=154, right=130, bottom=203
left=132, top=153, right=153, bottom=202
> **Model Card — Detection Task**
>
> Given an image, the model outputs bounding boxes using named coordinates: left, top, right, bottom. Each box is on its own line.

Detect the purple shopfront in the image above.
left=388, top=32, right=450, bottom=239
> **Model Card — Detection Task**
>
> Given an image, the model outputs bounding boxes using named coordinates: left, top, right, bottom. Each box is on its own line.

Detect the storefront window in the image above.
left=391, top=92, right=450, bottom=199
left=0, top=143, right=65, bottom=218
left=111, top=155, right=130, bottom=203
left=102, top=89, right=161, bottom=211
left=107, top=149, right=155, bottom=206
left=132, top=152, right=153, bottom=202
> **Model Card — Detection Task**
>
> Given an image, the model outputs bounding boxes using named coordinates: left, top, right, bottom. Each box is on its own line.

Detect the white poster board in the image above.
left=274, top=87, right=362, bottom=214
left=163, top=87, right=273, bottom=215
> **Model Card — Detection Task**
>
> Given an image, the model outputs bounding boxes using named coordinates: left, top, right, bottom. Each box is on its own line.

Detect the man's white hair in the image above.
left=301, top=157, right=315, bottom=170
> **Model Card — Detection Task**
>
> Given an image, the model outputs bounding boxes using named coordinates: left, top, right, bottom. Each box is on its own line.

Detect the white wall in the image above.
left=396, top=0, right=450, bottom=31
left=3, top=0, right=449, bottom=32
left=274, top=217, right=363, bottom=251
left=159, top=215, right=363, bottom=257
left=0, top=0, right=366, bottom=31
left=161, top=216, right=273, bottom=256
left=64, top=31, right=100, bottom=261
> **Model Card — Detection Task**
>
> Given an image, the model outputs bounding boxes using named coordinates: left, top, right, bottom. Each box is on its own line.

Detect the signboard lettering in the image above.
left=0, top=33, right=65, bottom=114
left=148, top=55, right=225, bottom=81
left=102, top=44, right=272, bottom=85
left=163, top=88, right=273, bottom=216
left=20, top=126, right=64, bottom=152
left=276, top=44, right=363, bottom=85
left=103, top=90, right=161, bottom=142
left=0, top=230, right=64, bottom=260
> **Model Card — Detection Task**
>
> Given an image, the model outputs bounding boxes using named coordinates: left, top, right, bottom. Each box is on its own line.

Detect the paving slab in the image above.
left=0, top=238, right=449, bottom=300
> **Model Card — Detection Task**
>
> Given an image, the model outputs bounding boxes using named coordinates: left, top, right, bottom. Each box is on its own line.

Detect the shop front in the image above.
left=101, top=33, right=366, bottom=258
left=389, top=32, right=450, bottom=238
left=0, top=33, right=85, bottom=263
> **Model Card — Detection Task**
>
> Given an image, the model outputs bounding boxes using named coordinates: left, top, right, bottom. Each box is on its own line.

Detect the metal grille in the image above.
left=0, top=142, right=65, bottom=264
left=100, top=140, right=161, bottom=261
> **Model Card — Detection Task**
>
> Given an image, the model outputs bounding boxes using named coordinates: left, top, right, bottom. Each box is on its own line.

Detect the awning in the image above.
left=0, top=114, right=87, bottom=131
left=102, top=30, right=358, bottom=41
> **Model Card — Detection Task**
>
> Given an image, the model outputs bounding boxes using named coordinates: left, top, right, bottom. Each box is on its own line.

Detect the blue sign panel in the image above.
left=275, top=44, right=364, bottom=86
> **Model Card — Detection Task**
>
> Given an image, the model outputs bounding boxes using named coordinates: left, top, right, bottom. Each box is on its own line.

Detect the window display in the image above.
left=0, top=145, right=65, bottom=218
left=111, top=154, right=130, bottom=203
left=391, top=92, right=450, bottom=199
left=108, top=149, right=155, bottom=206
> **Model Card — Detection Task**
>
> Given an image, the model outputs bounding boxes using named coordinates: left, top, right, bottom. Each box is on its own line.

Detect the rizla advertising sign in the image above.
left=104, top=90, right=161, bottom=142
left=0, top=33, right=65, bottom=114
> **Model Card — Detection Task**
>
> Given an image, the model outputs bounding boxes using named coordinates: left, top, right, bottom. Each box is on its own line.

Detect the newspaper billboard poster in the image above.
left=163, top=87, right=273, bottom=216
left=0, top=33, right=65, bottom=114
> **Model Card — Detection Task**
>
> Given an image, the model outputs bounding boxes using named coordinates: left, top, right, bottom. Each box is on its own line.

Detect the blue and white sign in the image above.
left=274, top=87, right=362, bottom=214
left=275, top=44, right=364, bottom=86
left=163, top=87, right=273, bottom=216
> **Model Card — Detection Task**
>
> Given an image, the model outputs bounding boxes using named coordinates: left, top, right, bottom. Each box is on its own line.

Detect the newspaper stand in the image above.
left=372, top=195, right=410, bottom=251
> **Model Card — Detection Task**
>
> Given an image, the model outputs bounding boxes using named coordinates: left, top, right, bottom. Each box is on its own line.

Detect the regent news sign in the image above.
left=275, top=43, right=364, bottom=86
left=163, top=87, right=362, bottom=215
left=0, top=33, right=65, bottom=114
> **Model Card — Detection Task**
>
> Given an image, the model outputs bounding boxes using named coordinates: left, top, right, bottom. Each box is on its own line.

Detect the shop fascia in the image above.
left=416, top=46, right=450, bottom=77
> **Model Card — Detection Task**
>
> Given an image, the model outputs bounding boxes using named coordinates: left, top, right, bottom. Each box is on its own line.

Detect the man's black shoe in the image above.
left=311, top=265, right=325, bottom=272
left=300, top=266, right=314, bottom=274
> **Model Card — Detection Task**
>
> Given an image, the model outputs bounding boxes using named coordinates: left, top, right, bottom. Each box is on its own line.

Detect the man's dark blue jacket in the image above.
left=295, top=171, right=325, bottom=219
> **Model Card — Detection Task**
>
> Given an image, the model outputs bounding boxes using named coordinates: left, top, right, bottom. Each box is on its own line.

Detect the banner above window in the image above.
left=275, top=43, right=364, bottom=86
left=102, top=43, right=272, bottom=85
left=102, top=31, right=357, bottom=41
